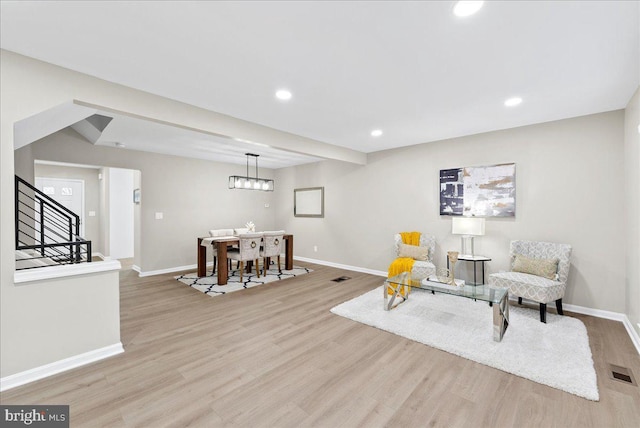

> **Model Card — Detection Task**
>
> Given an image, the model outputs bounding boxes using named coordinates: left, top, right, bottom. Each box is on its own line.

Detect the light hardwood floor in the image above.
left=2, top=262, right=640, bottom=427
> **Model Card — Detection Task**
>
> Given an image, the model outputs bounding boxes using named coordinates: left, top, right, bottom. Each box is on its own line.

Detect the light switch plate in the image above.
left=155, top=212, right=163, bottom=220
left=88, top=211, right=96, bottom=217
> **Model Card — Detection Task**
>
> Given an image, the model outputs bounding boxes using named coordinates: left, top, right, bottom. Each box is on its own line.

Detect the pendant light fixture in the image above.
left=228, top=153, right=274, bottom=191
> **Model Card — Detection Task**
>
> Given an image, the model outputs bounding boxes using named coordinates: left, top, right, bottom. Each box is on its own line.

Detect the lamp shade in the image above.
left=452, top=217, right=485, bottom=236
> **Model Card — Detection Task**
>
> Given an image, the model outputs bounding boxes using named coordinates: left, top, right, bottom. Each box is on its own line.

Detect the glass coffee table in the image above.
left=384, top=272, right=509, bottom=342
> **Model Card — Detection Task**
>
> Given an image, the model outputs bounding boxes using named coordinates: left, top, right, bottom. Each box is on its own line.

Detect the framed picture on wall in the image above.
left=439, top=168, right=464, bottom=215
left=294, top=187, right=324, bottom=217
left=440, top=163, right=515, bottom=217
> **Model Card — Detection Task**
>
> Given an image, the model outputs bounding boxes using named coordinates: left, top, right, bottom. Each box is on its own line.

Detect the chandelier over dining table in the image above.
left=228, top=153, right=274, bottom=191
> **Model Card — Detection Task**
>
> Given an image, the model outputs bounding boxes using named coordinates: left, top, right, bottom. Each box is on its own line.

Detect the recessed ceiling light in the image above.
left=275, top=89, right=292, bottom=101
left=371, top=129, right=383, bottom=137
left=453, top=1, right=484, bottom=17
left=504, top=97, right=523, bottom=107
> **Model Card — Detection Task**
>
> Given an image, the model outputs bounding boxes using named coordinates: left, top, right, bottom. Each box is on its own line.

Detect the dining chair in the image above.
left=208, top=229, right=234, bottom=275
left=260, top=230, right=285, bottom=275
left=228, top=227, right=250, bottom=267
left=227, top=232, right=263, bottom=282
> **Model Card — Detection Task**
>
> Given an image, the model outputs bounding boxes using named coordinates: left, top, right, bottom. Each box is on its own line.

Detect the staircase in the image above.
left=15, top=175, right=92, bottom=270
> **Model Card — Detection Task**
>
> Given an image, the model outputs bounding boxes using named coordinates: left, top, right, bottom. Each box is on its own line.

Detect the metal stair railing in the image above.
left=15, top=175, right=92, bottom=270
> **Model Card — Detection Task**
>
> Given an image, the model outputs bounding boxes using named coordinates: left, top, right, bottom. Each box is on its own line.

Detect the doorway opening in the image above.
left=34, top=161, right=140, bottom=265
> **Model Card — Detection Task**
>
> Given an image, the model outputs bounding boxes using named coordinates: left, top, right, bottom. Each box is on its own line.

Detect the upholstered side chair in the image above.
left=392, top=233, right=437, bottom=280
left=488, top=240, right=572, bottom=323
left=227, top=232, right=263, bottom=282
left=260, top=230, right=285, bottom=275
left=207, top=228, right=234, bottom=275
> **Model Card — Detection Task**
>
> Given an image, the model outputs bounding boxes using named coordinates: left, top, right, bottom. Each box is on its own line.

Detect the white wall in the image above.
left=99, top=167, right=110, bottom=257
left=108, top=168, right=134, bottom=259
left=625, top=86, right=640, bottom=335
left=1, top=269, right=121, bottom=379
left=275, top=111, right=627, bottom=313
left=133, top=170, right=142, bottom=269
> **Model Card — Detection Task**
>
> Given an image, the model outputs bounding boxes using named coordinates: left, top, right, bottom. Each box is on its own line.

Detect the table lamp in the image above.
left=452, top=217, right=485, bottom=257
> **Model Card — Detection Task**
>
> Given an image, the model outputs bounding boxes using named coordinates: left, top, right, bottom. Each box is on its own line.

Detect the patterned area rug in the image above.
left=331, top=286, right=599, bottom=401
left=175, top=265, right=312, bottom=297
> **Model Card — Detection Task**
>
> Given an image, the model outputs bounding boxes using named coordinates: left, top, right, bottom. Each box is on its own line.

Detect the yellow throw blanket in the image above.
left=387, top=231, right=421, bottom=296
left=388, top=257, right=415, bottom=279
left=400, top=231, right=421, bottom=246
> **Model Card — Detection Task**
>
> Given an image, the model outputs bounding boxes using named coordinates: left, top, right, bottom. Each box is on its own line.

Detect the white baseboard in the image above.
left=0, top=343, right=124, bottom=392
left=136, top=261, right=213, bottom=278
left=504, top=298, right=640, bottom=356
left=139, top=256, right=364, bottom=279
left=130, top=255, right=640, bottom=356
left=623, top=316, right=640, bottom=355
left=294, top=256, right=387, bottom=277
left=92, top=252, right=107, bottom=260
left=563, top=303, right=640, bottom=355
left=298, top=256, right=640, bottom=355
left=562, top=302, right=625, bottom=322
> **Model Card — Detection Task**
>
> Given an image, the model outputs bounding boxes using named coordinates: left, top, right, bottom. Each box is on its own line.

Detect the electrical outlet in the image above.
left=265, top=203, right=270, bottom=208
left=155, top=212, right=163, bottom=220
left=313, top=245, right=318, bottom=252
left=88, top=211, right=96, bottom=217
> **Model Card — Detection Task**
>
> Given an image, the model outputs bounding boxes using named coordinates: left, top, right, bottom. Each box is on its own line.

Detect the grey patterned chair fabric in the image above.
left=260, top=230, right=285, bottom=275
left=393, top=233, right=436, bottom=280
left=206, top=228, right=235, bottom=275
left=228, top=232, right=263, bottom=282
left=489, top=240, right=572, bottom=323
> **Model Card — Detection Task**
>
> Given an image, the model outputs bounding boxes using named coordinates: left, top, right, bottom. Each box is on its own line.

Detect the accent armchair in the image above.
left=488, top=240, right=572, bottom=323
left=392, top=233, right=436, bottom=280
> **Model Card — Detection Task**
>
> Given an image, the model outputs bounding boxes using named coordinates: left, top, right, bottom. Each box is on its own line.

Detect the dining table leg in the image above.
left=197, top=238, right=207, bottom=277
left=217, top=242, right=229, bottom=285
left=285, top=235, right=293, bottom=270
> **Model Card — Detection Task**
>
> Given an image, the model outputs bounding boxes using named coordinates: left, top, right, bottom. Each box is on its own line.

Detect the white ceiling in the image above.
left=94, top=111, right=323, bottom=169
left=1, top=1, right=638, bottom=163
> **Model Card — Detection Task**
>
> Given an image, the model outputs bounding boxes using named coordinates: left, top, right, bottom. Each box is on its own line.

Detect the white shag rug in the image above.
left=331, top=287, right=599, bottom=401
left=175, top=265, right=311, bottom=297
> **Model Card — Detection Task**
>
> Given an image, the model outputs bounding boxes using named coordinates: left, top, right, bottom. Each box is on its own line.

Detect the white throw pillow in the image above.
left=512, top=254, right=559, bottom=280
left=398, top=243, right=429, bottom=261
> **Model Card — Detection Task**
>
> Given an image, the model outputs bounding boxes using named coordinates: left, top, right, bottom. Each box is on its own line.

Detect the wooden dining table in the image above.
left=197, top=234, right=294, bottom=285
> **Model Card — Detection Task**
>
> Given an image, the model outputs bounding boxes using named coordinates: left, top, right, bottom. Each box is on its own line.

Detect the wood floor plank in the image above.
left=1, top=261, right=639, bottom=427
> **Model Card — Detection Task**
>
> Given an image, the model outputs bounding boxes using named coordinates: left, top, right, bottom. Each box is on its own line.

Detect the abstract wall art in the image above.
left=440, top=163, right=515, bottom=217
